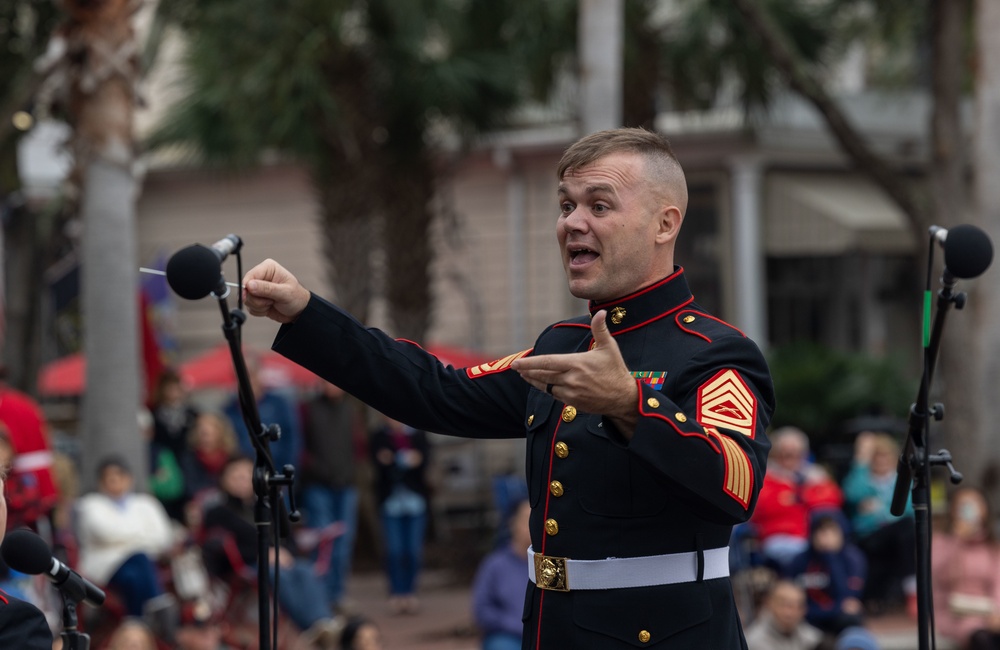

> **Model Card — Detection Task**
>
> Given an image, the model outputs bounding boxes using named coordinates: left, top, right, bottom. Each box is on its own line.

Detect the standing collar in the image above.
left=588, top=267, right=694, bottom=334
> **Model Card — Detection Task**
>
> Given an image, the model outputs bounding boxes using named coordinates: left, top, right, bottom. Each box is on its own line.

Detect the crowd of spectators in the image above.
left=739, top=423, right=1000, bottom=650
left=0, top=366, right=391, bottom=650
left=12, top=355, right=1000, bottom=650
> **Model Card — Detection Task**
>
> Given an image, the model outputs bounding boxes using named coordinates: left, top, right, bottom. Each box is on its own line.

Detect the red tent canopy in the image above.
left=178, top=344, right=321, bottom=390
left=37, top=353, right=87, bottom=397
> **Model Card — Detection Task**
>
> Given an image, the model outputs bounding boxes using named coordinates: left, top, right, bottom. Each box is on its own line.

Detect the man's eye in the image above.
left=560, top=202, right=574, bottom=214
left=593, top=204, right=608, bottom=214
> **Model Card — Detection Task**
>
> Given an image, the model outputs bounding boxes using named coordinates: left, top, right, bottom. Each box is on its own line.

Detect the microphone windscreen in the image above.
left=1, top=529, right=52, bottom=575
left=166, top=244, right=224, bottom=300
left=944, top=225, right=994, bottom=279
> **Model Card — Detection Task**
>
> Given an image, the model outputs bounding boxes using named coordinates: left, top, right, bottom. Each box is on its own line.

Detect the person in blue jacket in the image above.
left=785, top=510, right=867, bottom=635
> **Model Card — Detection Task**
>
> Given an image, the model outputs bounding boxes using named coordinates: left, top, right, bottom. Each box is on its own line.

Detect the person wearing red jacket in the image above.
left=0, top=373, right=59, bottom=529
left=751, top=427, right=843, bottom=570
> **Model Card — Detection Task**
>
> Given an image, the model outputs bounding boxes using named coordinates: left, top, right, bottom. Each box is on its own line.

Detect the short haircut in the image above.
left=557, top=127, right=688, bottom=209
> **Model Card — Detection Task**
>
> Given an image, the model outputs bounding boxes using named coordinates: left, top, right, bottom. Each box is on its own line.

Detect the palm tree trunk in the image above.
left=382, top=155, right=434, bottom=343
left=65, top=0, right=144, bottom=490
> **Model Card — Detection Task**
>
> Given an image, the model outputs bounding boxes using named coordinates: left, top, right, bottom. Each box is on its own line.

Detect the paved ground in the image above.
left=345, top=568, right=941, bottom=650
left=348, top=569, right=479, bottom=650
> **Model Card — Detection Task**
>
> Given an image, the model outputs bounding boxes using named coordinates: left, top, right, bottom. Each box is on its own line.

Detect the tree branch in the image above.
left=730, top=0, right=931, bottom=236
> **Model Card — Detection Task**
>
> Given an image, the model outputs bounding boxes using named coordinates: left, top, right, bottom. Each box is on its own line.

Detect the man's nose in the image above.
left=562, top=206, right=588, bottom=232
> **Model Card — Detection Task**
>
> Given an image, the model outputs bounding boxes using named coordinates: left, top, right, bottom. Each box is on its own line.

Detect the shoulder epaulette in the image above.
left=675, top=310, right=746, bottom=343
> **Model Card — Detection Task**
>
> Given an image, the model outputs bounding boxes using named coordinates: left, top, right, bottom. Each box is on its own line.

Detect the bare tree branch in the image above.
left=730, top=0, right=931, bottom=236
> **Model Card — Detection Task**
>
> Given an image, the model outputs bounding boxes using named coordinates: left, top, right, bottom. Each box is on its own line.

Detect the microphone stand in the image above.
left=890, top=267, right=966, bottom=650
left=210, top=279, right=300, bottom=650
left=60, top=592, right=89, bottom=650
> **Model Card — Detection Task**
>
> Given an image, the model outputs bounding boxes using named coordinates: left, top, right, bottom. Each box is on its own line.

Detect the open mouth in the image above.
left=569, top=246, right=599, bottom=265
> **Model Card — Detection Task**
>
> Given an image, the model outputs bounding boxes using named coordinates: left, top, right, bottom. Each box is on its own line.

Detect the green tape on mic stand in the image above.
left=923, top=290, right=932, bottom=348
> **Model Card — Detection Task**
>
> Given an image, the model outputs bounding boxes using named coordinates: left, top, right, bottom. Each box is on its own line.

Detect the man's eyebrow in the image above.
left=558, top=183, right=615, bottom=196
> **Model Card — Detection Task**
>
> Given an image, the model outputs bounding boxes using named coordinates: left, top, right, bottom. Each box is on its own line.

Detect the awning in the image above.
left=765, top=174, right=917, bottom=255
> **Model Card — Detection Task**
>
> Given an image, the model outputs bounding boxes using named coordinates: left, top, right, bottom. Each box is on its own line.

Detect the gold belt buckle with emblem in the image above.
left=534, top=553, right=569, bottom=592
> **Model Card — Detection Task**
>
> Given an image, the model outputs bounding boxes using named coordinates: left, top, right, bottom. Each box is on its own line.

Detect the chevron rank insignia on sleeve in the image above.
left=696, top=369, right=757, bottom=438
left=467, top=349, right=532, bottom=379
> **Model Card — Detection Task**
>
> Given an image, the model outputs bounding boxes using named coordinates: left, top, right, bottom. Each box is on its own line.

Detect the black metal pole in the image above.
left=213, top=286, right=285, bottom=650
left=890, top=271, right=966, bottom=650
left=59, top=599, right=89, bottom=650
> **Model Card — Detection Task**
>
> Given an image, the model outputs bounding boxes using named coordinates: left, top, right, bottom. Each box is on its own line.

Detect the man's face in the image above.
left=773, top=440, right=805, bottom=473
left=100, top=465, right=133, bottom=499
left=769, top=584, right=806, bottom=633
left=222, top=460, right=254, bottom=502
left=557, top=152, right=676, bottom=302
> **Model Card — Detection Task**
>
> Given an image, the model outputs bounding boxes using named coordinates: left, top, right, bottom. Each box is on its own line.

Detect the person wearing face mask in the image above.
left=932, top=486, right=1000, bottom=649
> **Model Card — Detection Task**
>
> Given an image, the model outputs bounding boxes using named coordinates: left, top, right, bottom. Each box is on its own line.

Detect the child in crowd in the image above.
left=785, top=510, right=866, bottom=635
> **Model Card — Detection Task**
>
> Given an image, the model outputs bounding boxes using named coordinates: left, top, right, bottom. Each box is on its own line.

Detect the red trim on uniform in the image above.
left=535, top=415, right=565, bottom=647
left=638, top=397, right=722, bottom=454
left=676, top=310, right=748, bottom=342
left=606, top=296, right=696, bottom=337
left=0, top=588, right=9, bottom=605
left=552, top=322, right=591, bottom=330
left=589, top=267, right=685, bottom=313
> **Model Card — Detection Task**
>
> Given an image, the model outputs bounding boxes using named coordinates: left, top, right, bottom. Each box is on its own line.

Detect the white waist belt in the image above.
left=527, top=546, right=729, bottom=591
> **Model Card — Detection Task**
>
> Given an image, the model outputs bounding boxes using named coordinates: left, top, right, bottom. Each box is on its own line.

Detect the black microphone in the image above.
left=929, top=224, right=994, bottom=279
left=165, top=234, right=243, bottom=300
left=1, top=529, right=105, bottom=606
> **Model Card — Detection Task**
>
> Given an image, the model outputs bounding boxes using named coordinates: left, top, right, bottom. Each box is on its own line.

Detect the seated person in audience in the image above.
left=751, top=427, right=843, bottom=569
left=932, top=486, right=1000, bottom=650
left=184, top=412, right=239, bottom=497
left=472, top=498, right=530, bottom=650
left=745, top=579, right=824, bottom=650
left=201, top=455, right=342, bottom=646
left=76, top=456, right=175, bottom=617
left=842, top=431, right=915, bottom=614
left=785, top=510, right=866, bottom=635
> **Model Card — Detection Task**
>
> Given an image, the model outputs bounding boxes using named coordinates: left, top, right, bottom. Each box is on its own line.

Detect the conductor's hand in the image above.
left=242, top=259, right=311, bottom=324
left=512, top=310, right=638, bottom=438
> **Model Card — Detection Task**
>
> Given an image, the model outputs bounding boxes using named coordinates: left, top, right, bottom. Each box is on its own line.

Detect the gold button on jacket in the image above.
left=544, top=518, right=559, bottom=536
left=554, top=442, right=569, bottom=458
left=550, top=481, right=564, bottom=497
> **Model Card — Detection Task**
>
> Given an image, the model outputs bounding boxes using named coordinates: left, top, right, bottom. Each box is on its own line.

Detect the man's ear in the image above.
left=655, top=205, right=683, bottom=244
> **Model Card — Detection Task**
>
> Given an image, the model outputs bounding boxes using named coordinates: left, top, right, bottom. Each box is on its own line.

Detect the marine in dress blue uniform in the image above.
left=244, top=128, right=774, bottom=649
left=0, top=588, right=51, bottom=649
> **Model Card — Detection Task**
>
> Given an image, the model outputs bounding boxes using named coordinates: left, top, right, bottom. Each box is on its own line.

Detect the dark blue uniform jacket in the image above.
left=273, top=268, right=774, bottom=649
left=0, top=588, right=52, bottom=649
